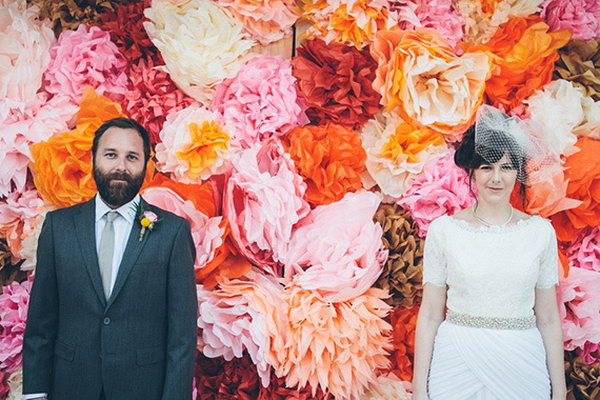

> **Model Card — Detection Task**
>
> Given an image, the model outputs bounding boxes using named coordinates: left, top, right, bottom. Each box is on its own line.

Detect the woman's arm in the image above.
left=534, top=287, right=566, bottom=400
left=412, top=283, right=447, bottom=400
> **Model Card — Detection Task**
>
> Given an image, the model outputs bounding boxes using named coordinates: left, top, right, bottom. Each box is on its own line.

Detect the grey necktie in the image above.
left=99, top=211, right=118, bottom=299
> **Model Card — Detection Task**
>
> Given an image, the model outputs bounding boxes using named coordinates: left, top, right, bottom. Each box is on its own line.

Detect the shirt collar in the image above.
left=95, top=194, right=140, bottom=224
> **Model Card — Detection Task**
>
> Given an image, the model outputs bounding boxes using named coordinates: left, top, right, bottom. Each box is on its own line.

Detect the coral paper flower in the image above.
left=364, top=372, right=413, bottom=400
left=372, top=29, right=490, bottom=141
left=292, top=38, right=382, bottom=131
left=0, top=277, right=32, bottom=373
left=284, top=122, right=367, bottom=206
left=540, top=0, right=600, bottom=42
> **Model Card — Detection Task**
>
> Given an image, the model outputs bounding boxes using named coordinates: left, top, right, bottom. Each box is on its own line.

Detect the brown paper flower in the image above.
left=554, top=39, right=600, bottom=102
left=0, top=239, right=27, bottom=287
left=374, top=203, right=424, bottom=309
left=0, top=239, right=10, bottom=272
left=565, top=351, right=600, bottom=400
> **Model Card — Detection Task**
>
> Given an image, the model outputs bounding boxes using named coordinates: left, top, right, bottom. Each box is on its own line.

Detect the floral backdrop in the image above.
left=0, top=0, right=599, bottom=399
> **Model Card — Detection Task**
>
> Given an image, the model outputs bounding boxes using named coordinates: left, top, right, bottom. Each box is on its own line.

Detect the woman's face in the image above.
left=473, top=154, right=518, bottom=205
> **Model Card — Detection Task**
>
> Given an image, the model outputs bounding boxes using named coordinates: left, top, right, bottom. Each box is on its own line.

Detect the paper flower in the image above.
left=224, top=140, right=309, bottom=276
left=43, top=24, right=129, bottom=103
left=363, top=373, right=412, bottom=400
left=291, top=39, right=381, bottom=130
left=301, top=0, right=398, bottom=49
left=564, top=353, right=600, bottom=400
left=554, top=40, right=600, bottom=102
left=578, top=342, right=600, bottom=365
left=463, top=16, right=571, bottom=111
left=155, top=105, right=234, bottom=183
left=388, top=305, right=419, bottom=382
left=361, top=113, right=448, bottom=197
left=371, top=29, right=490, bottom=141
left=540, top=0, right=600, bottom=42
left=16, top=211, right=46, bottom=272
left=27, top=0, right=117, bottom=35
left=143, top=0, right=255, bottom=105
left=0, top=277, right=31, bottom=373
left=568, top=227, right=600, bottom=273
left=284, top=122, right=366, bottom=206
left=274, top=284, right=393, bottom=400
left=557, top=267, right=600, bottom=352
left=5, top=367, right=22, bottom=400
left=0, top=240, right=10, bottom=272
left=257, top=374, right=333, bottom=400
left=551, top=137, right=600, bottom=242
left=218, top=0, right=299, bottom=45
left=285, top=191, right=387, bottom=303
left=374, top=204, right=424, bottom=309
left=124, top=59, right=197, bottom=145
left=0, top=0, right=55, bottom=109
left=211, top=55, right=307, bottom=148
left=195, top=353, right=260, bottom=400
left=397, top=150, right=475, bottom=236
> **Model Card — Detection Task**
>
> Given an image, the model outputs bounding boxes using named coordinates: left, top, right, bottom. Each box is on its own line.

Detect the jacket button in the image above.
left=103, top=317, right=111, bottom=325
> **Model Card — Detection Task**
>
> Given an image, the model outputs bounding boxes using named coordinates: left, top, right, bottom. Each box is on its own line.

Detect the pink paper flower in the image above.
left=568, top=227, right=600, bottom=273
left=578, top=342, right=600, bottom=365
left=557, top=267, right=600, bottom=352
left=396, top=149, right=475, bottom=237
left=285, top=190, right=388, bottom=303
left=540, top=0, right=600, bottom=42
left=0, top=277, right=32, bottom=373
left=211, top=55, right=308, bottom=148
left=43, top=24, right=129, bottom=103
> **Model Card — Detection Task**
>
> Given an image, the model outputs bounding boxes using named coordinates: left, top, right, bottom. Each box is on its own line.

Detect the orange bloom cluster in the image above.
left=388, top=305, right=419, bottom=382
left=283, top=122, right=366, bottom=206
left=176, top=121, right=230, bottom=181
left=551, top=137, right=600, bottom=242
left=381, top=122, right=446, bottom=164
left=30, top=87, right=155, bottom=208
left=463, top=16, right=571, bottom=110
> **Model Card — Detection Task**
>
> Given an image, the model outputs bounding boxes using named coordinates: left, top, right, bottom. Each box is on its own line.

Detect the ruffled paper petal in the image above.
left=540, top=0, right=600, bottom=42
left=5, top=366, right=22, bottom=400
left=363, top=372, right=412, bottom=400
left=0, top=277, right=32, bottom=373
left=578, top=342, right=600, bottom=365
left=564, top=352, right=600, bottom=400
left=554, top=40, right=600, bottom=102
left=257, top=373, right=333, bottom=400
left=568, top=227, right=600, bottom=273
left=28, top=0, right=116, bottom=35
left=195, top=353, right=260, bottom=399
left=388, top=306, right=419, bottom=382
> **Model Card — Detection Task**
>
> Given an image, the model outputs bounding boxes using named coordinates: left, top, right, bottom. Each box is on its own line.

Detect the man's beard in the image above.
left=93, top=166, right=145, bottom=208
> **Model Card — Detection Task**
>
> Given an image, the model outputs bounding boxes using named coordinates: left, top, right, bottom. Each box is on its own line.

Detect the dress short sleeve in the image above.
left=536, top=222, right=559, bottom=289
left=422, top=217, right=447, bottom=287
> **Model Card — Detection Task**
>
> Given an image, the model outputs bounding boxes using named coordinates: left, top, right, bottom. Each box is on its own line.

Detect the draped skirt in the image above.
left=428, top=321, right=551, bottom=400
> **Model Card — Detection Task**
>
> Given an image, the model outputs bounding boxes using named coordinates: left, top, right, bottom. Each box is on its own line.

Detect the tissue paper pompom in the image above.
left=388, top=305, right=419, bottom=382
left=363, top=373, right=412, bottom=400
left=564, top=353, right=600, bottom=400
left=224, top=140, right=309, bottom=276
left=397, top=150, right=475, bottom=236
left=155, top=105, right=234, bottom=183
left=285, top=191, right=387, bottom=303
left=551, top=137, right=600, bottom=242
left=143, top=0, right=255, bottom=105
left=568, top=227, right=600, bottom=273
left=211, top=55, right=307, bottom=149
left=124, top=59, right=197, bottom=145
left=27, top=0, right=117, bottom=35
left=283, top=122, right=366, bottom=206
left=463, top=16, right=571, bottom=111
left=371, top=29, right=490, bottom=141
left=291, top=39, right=381, bottom=131
left=0, top=0, right=55, bottom=108
left=274, top=284, right=393, bottom=400
left=257, top=373, right=332, bottom=400
left=374, top=204, right=424, bottom=309
left=540, top=0, right=600, bottom=42
left=361, top=113, right=448, bottom=197
left=195, top=353, right=260, bottom=400
left=218, top=0, right=299, bottom=45
left=557, top=267, right=600, bottom=352
left=554, top=40, right=600, bottom=102
left=0, top=277, right=31, bottom=373
left=43, top=24, right=129, bottom=103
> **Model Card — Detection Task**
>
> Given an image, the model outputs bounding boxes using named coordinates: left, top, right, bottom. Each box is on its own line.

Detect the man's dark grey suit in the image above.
left=22, top=198, right=198, bottom=400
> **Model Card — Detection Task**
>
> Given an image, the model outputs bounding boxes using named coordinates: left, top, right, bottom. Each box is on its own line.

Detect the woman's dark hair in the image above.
left=92, top=118, right=151, bottom=164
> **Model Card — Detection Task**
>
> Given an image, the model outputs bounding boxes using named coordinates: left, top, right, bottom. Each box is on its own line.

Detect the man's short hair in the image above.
left=92, top=118, right=151, bottom=164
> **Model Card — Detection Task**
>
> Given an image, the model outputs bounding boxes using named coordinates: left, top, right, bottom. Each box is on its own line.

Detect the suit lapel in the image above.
left=74, top=199, right=107, bottom=307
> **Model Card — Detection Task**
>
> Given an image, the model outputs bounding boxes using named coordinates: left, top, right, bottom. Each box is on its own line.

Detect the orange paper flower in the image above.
left=176, top=121, right=231, bottom=180
left=388, top=305, right=419, bottom=382
left=30, top=87, right=155, bottom=208
left=283, top=122, right=366, bottom=206
left=463, top=16, right=571, bottom=110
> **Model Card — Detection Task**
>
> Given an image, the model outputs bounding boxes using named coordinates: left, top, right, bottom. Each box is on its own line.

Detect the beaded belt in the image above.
left=446, top=309, right=536, bottom=330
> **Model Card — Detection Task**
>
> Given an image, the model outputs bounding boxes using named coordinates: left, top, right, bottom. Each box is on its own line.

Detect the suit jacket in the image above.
left=23, top=197, right=198, bottom=400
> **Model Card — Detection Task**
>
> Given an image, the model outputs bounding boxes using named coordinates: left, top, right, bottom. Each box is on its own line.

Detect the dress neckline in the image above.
left=445, top=214, right=539, bottom=233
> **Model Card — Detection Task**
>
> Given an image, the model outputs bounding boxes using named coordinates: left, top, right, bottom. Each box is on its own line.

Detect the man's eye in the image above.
left=127, top=155, right=138, bottom=161
left=105, top=153, right=116, bottom=158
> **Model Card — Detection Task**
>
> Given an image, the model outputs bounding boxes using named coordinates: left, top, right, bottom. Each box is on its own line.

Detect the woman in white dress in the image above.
left=412, top=106, right=566, bottom=400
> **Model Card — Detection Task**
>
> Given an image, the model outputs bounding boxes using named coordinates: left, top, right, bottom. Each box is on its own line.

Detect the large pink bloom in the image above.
left=0, top=277, right=32, bottom=373
left=567, top=227, right=600, bottom=273
left=285, top=190, right=388, bottom=303
left=540, top=0, right=600, bottom=42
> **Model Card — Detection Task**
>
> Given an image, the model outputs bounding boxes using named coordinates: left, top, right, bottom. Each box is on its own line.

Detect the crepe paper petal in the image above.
left=363, top=372, right=413, bottom=400
left=283, top=122, right=367, bottom=206
left=291, top=38, right=381, bottom=131
left=224, top=139, right=309, bottom=276
left=211, top=55, right=308, bottom=149
left=540, top=0, right=600, bottom=42
left=397, top=149, right=475, bottom=237
left=0, top=277, right=32, bottom=373
left=257, top=373, right=333, bottom=400
left=273, top=284, right=393, bottom=400
left=361, top=112, right=448, bottom=198
left=143, top=0, right=255, bottom=105
left=578, top=342, right=600, bottom=365
left=5, top=366, right=22, bottom=400
left=27, top=0, right=117, bottom=35
left=557, top=267, right=600, bottom=352
left=372, top=29, right=490, bottom=141
left=285, top=190, right=387, bottom=303
left=388, top=305, right=419, bottom=382
left=564, top=352, right=600, bottom=400
left=568, top=227, right=600, bottom=274
left=551, top=137, right=600, bottom=242
left=195, top=353, right=260, bottom=400
left=43, top=24, right=129, bottom=103
left=218, top=0, right=299, bottom=45
left=554, top=40, right=600, bottom=102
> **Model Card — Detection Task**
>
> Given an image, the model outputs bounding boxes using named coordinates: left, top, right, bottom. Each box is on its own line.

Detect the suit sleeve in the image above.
left=23, top=212, right=58, bottom=394
left=161, top=218, right=197, bottom=400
